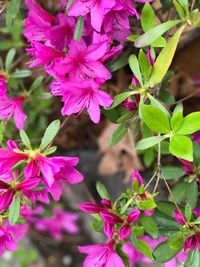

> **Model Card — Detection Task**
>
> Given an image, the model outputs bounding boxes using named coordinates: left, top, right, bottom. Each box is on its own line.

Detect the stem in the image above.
left=145, top=170, right=158, bottom=190
left=153, top=134, right=161, bottom=193
left=161, top=173, right=185, bottom=221
left=191, top=0, right=196, bottom=11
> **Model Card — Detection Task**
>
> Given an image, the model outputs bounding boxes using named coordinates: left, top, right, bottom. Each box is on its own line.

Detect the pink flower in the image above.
left=49, top=39, right=111, bottom=81
left=24, top=0, right=56, bottom=42
left=193, top=132, right=200, bottom=145
left=68, top=0, right=116, bottom=32
left=33, top=207, right=79, bottom=239
left=0, top=175, right=41, bottom=211
left=60, top=79, right=113, bottom=123
left=26, top=41, right=64, bottom=68
left=79, top=202, right=108, bottom=213
left=131, top=170, right=143, bottom=186
left=46, top=13, right=75, bottom=51
left=100, top=210, right=124, bottom=224
left=0, top=76, right=27, bottom=129
left=119, top=209, right=140, bottom=240
left=0, top=140, right=84, bottom=189
left=0, top=225, right=17, bottom=255
left=174, top=209, right=186, bottom=225
left=78, top=241, right=125, bottom=267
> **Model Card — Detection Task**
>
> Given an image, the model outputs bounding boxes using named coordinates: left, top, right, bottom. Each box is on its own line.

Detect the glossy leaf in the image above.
left=149, top=25, right=185, bottom=87
left=128, top=54, right=143, bottom=85
left=169, top=135, right=193, bottom=161
left=136, top=136, right=164, bottom=150
left=108, top=124, right=128, bottom=147
left=176, top=112, right=200, bottom=135
left=40, top=120, right=60, bottom=151
left=96, top=181, right=110, bottom=200
left=135, top=20, right=181, bottom=48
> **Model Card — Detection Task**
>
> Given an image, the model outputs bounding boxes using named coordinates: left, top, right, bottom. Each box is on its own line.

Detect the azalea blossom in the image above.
left=0, top=76, right=27, bottom=129
left=174, top=210, right=200, bottom=252
left=60, top=79, right=113, bottom=123
left=0, top=175, right=41, bottom=211
left=0, top=224, right=17, bottom=255
left=68, top=0, right=116, bottom=32
left=0, top=140, right=84, bottom=189
left=33, top=207, right=79, bottom=239
left=79, top=241, right=125, bottom=267
left=26, top=41, right=64, bottom=68
left=49, top=39, right=111, bottom=81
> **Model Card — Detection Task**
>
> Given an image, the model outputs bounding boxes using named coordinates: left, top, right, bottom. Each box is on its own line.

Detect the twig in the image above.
left=162, top=173, right=185, bottom=221
left=176, top=88, right=200, bottom=104
left=145, top=170, right=158, bottom=190
left=153, top=134, right=161, bottom=193
left=191, top=0, right=196, bottom=11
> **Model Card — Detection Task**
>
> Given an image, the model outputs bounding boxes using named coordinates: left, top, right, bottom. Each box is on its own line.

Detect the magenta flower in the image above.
left=119, top=209, right=140, bottom=240
left=26, top=41, right=64, bottom=68
left=78, top=241, right=125, bottom=267
left=131, top=170, right=143, bottom=186
left=193, top=132, right=200, bottom=145
left=68, top=0, right=116, bottom=32
left=100, top=210, right=124, bottom=224
left=60, top=79, right=113, bottom=123
left=174, top=209, right=200, bottom=252
left=33, top=207, right=79, bottom=239
left=0, top=140, right=83, bottom=189
left=79, top=202, right=108, bottom=213
left=46, top=13, right=75, bottom=51
left=0, top=225, right=17, bottom=255
left=0, top=176, right=41, bottom=211
left=50, top=39, right=111, bottom=81
left=24, top=0, right=56, bottom=42
left=0, top=76, right=27, bottom=129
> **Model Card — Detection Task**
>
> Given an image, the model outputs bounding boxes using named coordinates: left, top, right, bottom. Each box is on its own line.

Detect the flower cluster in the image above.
left=24, top=0, right=152, bottom=124
left=0, top=124, right=83, bottom=254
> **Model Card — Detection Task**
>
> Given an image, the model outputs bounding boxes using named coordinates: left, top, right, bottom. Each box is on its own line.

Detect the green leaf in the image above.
left=135, top=239, right=153, bottom=259
left=66, top=0, right=74, bottom=11
left=108, top=92, right=134, bottom=110
left=39, top=120, right=60, bottom=151
left=6, top=0, right=22, bottom=26
left=96, top=181, right=110, bottom=200
left=108, top=124, right=128, bottom=147
left=0, top=122, right=4, bottom=144
left=139, top=199, right=156, bottom=210
left=153, top=240, right=181, bottom=262
left=185, top=246, right=200, bottom=267
left=115, top=244, right=130, bottom=267
left=138, top=49, right=151, bottom=81
left=136, top=136, right=164, bottom=150
left=185, top=203, right=192, bottom=222
left=170, top=182, right=188, bottom=204
left=44, top=146, right=57, bottom=155
left=74, top=16, right=84, bottom=40
left=5, top=48, right=16, bottom=71
left=169, top=135, right=193, bottom=161
left=11, top=69, right=32, bottom=78
left=128, top=54, right=143, bottom=85
left=149, top=25, right=185, bottom=87
left=107, top=50, right=129, bottom=72
left=171, top=112, right=184, bottom=132
left=141, top=105, right=171, bottom=133
left=176, top=112, right=200, bottom=135
left=9, top=196, right=21, bottom=225
left=173, top=0, right=186, bottom=18
left=167, top=232, right=184, bottom=250
left=130, top=232, right=139, bottom=247
left=31, top=76, right=44, bottom=90
left=151, top=36, right=166, bottom=47
left=186, top=181, right=198, bottom=208
left=135, top=20, right=182, bottom=48
left=141, top=3, right=156, bottom=32
left=139, top=215, right=159, bottom=239
left=156, top=201, right=177, bottom=217
left=19, top=130, right=32, bottom=150
left=148, top=94, right=171, bottom=118
left=161, top=166, right=185, bottom=180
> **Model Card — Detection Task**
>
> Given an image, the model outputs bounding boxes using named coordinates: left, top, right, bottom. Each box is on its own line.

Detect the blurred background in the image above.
left=0, top=0, right=200, bottom=266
